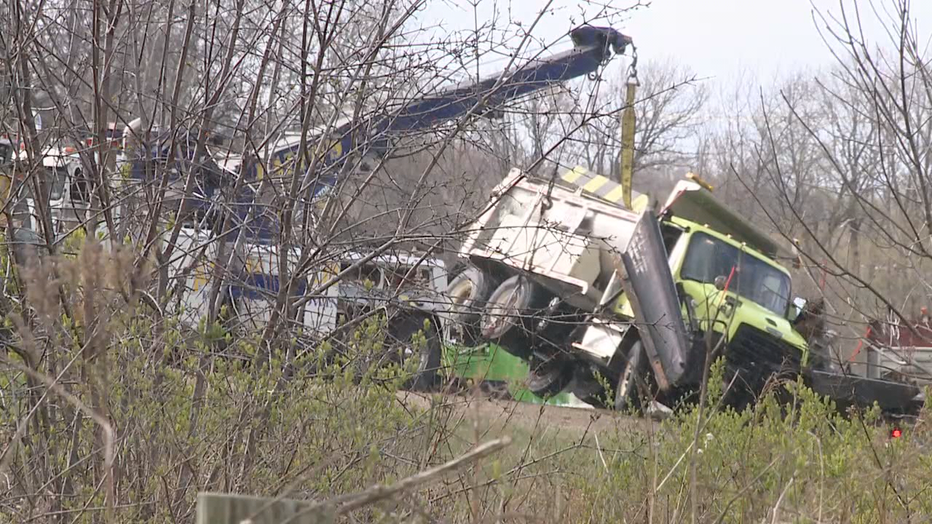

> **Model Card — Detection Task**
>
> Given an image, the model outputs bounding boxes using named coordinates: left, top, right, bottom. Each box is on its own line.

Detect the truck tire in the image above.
left=445, top=266, right=497, bottom=346
left=615, top=340, right=647, bottom=412
left=478, top=275, right=552, bottom=359
left=526, top=357, right=572, bottom=398
left=386, top=311, right=443, bottom=392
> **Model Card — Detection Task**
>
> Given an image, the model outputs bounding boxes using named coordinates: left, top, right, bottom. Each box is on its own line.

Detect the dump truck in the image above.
left=444, top=166, right=926, bottom=415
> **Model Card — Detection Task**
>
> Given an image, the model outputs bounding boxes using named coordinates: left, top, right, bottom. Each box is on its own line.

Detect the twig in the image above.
left=593, top=430, right=609, bottom=473
left=0, top=356, right=115, bottom=514
left=281, top=437, right=512, bottom=522
left=712, top=457, right=780, bottom=524
left=656, top=372, right=737, bottom=493
left=770, top=477, right=795, bottom=524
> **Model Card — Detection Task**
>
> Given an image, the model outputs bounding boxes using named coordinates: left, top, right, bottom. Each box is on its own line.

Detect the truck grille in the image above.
left=725, top=324, right=803, bottom=387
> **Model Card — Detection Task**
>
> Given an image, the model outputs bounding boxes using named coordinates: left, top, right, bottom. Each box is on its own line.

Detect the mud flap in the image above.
left=618, top=210, right=691, bottom=391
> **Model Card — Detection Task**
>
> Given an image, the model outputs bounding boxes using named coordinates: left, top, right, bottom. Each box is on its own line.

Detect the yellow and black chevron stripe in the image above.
left=560, top=165, right=630, bottom=206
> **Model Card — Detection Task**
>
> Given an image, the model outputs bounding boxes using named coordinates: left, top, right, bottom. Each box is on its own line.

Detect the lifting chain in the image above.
left=627, top=44, right=639, bottom=83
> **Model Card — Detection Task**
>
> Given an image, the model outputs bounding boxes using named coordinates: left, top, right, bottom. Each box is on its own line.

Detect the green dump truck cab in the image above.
left=646, top=216, right=806, bottom=407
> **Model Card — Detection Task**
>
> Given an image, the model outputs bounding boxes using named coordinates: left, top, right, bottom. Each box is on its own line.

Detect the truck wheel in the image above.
left=479, top=275, right=551, bottom=359
left=386, top=312, right=443, bottom=392
left=526, top=357, right=571, bottom=398
left=615, top=341, right=648, bottom=412
left=445, top=266, right=498, bottom=346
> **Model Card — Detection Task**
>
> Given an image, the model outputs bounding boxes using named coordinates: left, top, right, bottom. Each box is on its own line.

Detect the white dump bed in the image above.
left=460, top=166, right=694, bottom=388
left=460, top=167, right=643, bottom=309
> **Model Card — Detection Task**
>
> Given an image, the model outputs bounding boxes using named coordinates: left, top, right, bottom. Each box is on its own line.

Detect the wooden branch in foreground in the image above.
left=196, top=436, right=512, bottom=523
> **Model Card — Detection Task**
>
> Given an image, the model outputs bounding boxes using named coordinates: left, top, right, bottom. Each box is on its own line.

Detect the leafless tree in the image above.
left=710, top=0, right=932, bottom=373
left=0, top=0, right=649, bottom=519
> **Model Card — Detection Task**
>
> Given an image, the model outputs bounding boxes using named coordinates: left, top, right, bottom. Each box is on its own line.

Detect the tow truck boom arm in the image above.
left=376, top=26, right=631, bottom=137
left=123, top=26, right=632, bottom=233
left=262, top=25, right=632, bottom=184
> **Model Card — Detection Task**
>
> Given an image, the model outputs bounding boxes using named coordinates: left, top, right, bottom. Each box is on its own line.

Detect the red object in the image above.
left=723, top=265, right=736, bottom=293
left=848, top=325, right=872, bottom=363
left=716, top=265, right=737, bottom=309
left=819, top=259, right=827, bottom=291
left=891, top=428, right=902, bottom=439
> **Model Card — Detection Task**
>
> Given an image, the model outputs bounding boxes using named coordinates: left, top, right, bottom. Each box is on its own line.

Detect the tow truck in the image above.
left=110, top=25, right=635, bottom=390
left=0, top=140, right=92, bottom=260
left=23, top=146, right=91, bottom=237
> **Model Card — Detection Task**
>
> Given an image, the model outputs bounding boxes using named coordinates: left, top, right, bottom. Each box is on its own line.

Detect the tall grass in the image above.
left=1, top=241, right=929, bottom=523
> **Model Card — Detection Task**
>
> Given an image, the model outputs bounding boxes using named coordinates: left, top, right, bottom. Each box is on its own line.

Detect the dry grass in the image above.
left=1, top=241, right=931, bottom=523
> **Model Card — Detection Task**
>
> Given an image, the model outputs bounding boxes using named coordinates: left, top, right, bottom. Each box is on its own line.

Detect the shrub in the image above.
left=1, top=242, right=930, bottom=523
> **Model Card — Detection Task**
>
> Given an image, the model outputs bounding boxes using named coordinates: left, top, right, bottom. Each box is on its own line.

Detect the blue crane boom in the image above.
left=123, top=25, right=632, bottom=242
left=387, top=25, right=630, bottom=132
left=259, top=25, right=632, bottom=185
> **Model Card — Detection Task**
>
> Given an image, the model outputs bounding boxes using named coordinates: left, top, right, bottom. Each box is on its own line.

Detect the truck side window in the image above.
left=681, top=234, right=735, bottom=284
left=346, top=263, right=381, bottom=287
left=419, top=269, right=432, bottom=287
left=386, top=268, right=406, bottom=288
left=660, top=224, right=683, bottom=252
left=70, top=169, right=91, bottom=203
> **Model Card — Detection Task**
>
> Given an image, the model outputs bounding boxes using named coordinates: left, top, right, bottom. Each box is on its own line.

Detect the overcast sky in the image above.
left=419, top=0, right=932, bottom=87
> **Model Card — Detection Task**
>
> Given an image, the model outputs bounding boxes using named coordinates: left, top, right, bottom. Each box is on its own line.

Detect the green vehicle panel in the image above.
left=441, top=343, right=581, bottom=407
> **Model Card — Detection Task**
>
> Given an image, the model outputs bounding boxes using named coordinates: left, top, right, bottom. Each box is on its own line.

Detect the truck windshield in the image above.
left=681, top=231, right=791, bottom=315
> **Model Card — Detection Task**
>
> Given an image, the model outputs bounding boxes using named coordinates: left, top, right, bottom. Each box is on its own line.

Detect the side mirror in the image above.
left=714, top=275, right=727, bottom=291
left=788, top=297, right=808, bottom=322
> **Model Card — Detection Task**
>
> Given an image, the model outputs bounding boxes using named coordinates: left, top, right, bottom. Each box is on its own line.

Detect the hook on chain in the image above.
left=627, top=44, right=639, bottom=85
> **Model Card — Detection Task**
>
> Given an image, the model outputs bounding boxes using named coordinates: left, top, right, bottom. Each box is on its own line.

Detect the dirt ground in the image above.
left=395, top=388, right=656, bottom=438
